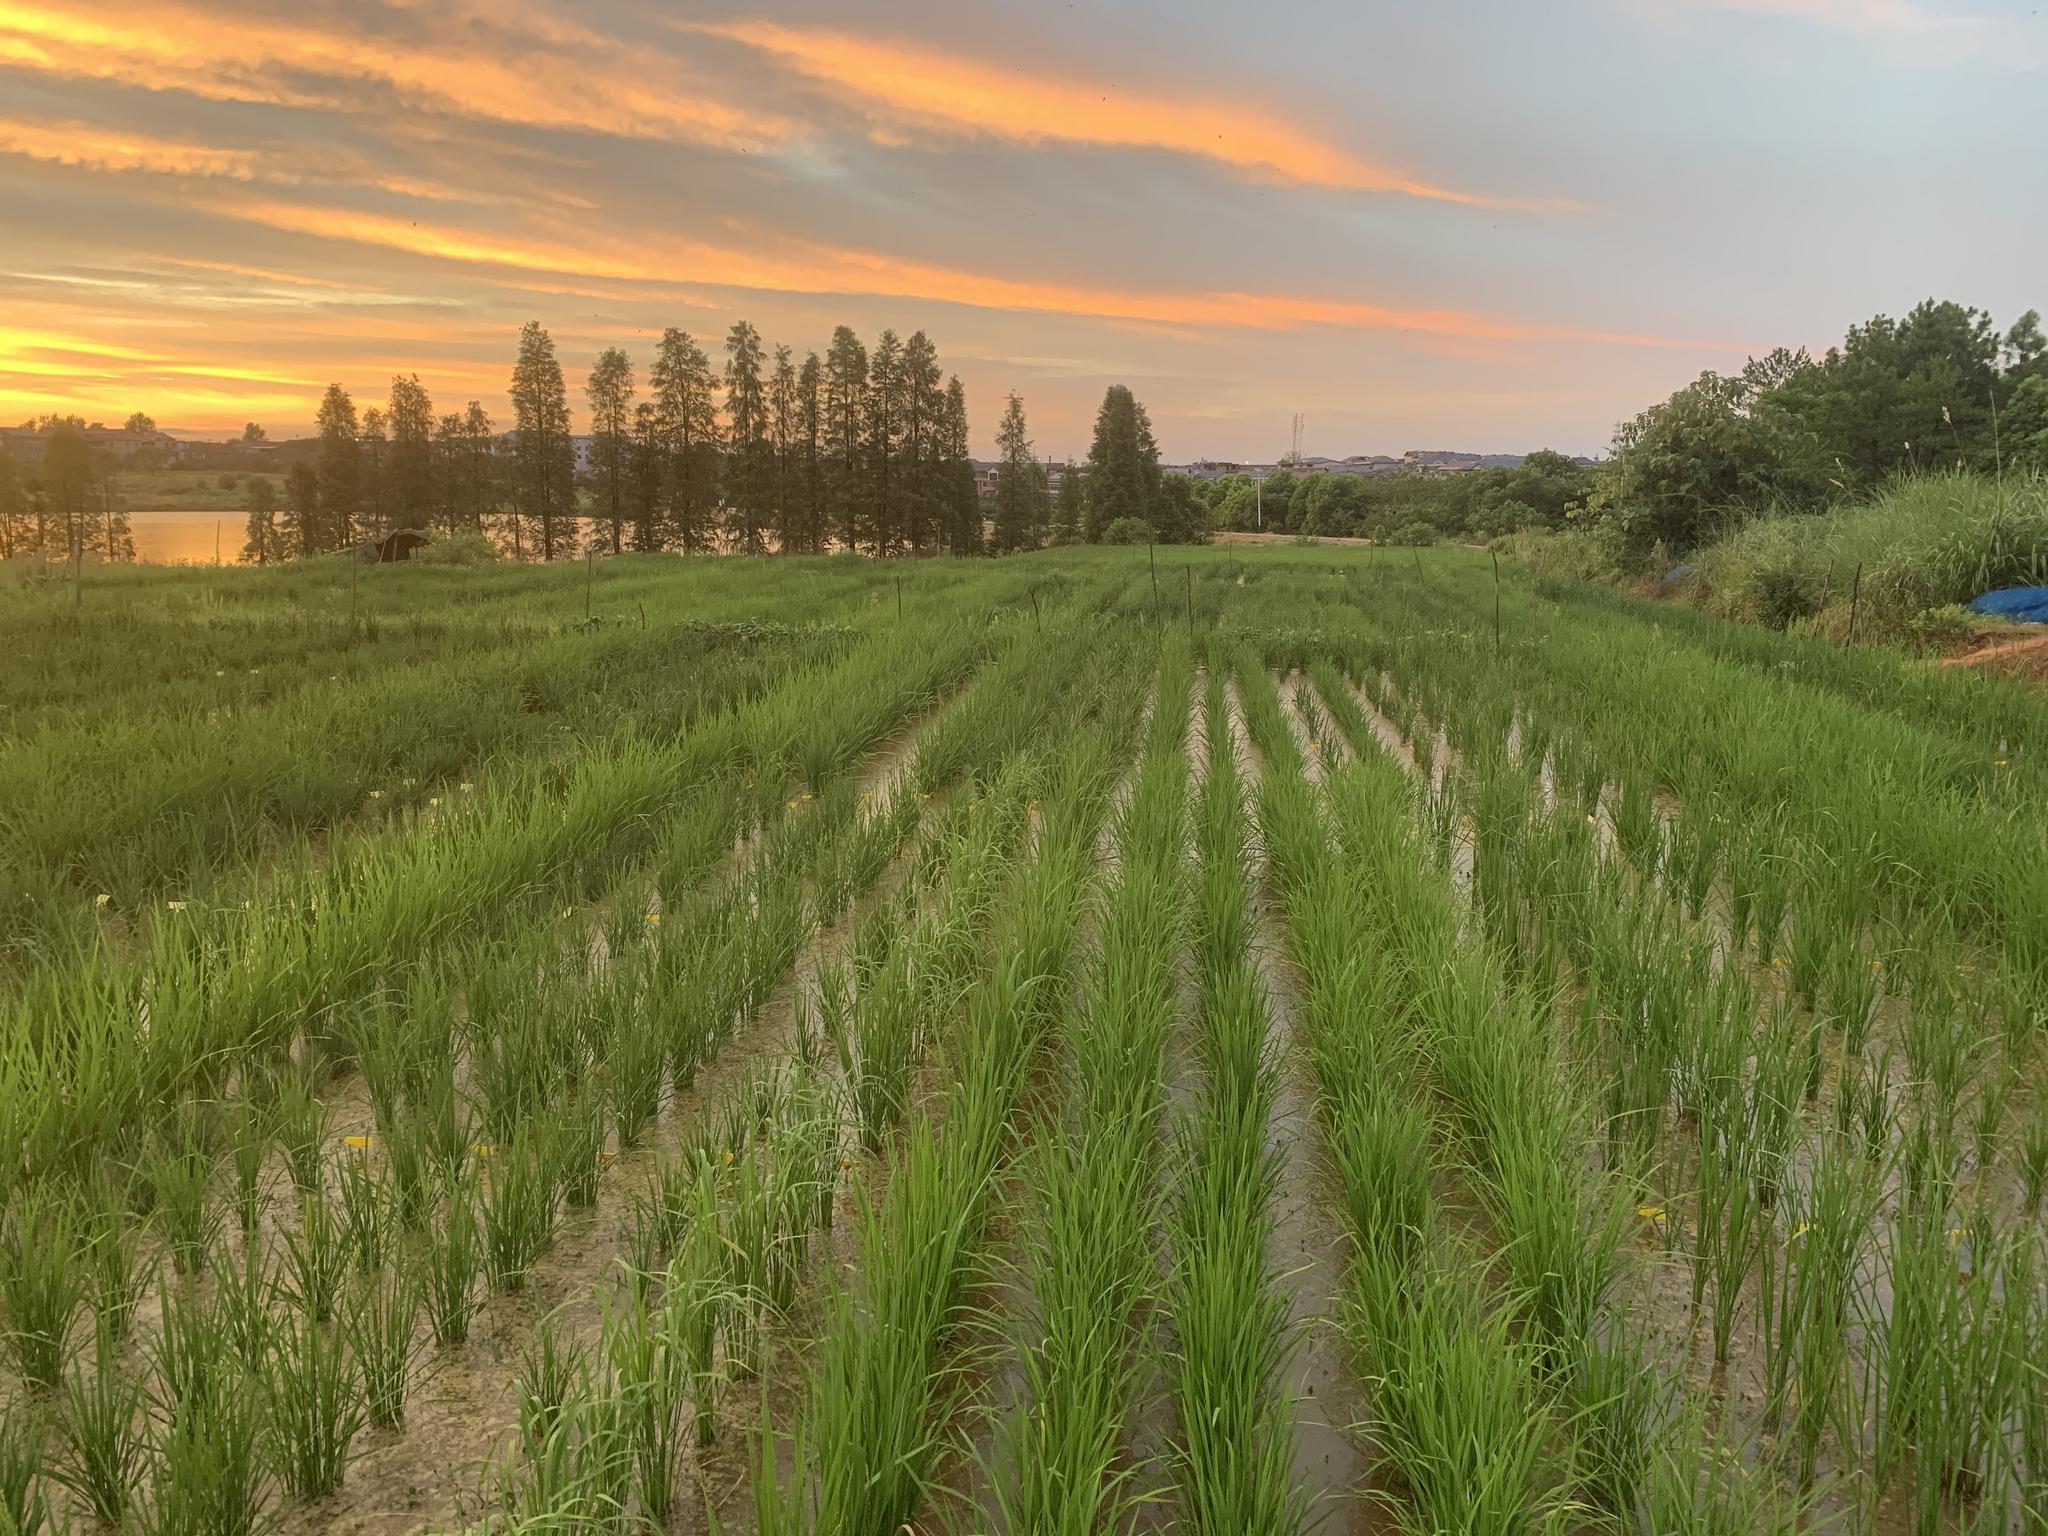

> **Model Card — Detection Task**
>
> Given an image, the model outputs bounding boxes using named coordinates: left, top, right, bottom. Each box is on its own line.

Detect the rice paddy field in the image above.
left=3, top=544, right=2047, bottom=1536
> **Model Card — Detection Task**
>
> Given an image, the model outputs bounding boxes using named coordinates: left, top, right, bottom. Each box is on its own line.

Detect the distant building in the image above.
left=1403, top=450, right=1485, bottom=473
left=0, top=423, right=183, bottom=466
left=972, top=459, right=1068, bottom=498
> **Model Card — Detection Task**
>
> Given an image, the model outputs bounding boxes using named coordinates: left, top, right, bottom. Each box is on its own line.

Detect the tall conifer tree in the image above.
left=509, top=320, right=577, bottom=560
left=865, top=329, right=903, bottom=554
left=651, top=328, right=719, bottom=553
left=314, top=383, right=361, bottom=551
left=824, top=326, right=867, bottom=552
left=992, top=392, right=1047, bottom=553
left=585, top=347, right=635, bottom=556
left=724, top=321, right=769, bottom=553
left=387, top=374, right=435, bottom=531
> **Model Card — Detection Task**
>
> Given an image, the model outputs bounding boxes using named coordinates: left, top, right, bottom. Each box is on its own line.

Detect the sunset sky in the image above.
left=1, top=0, right=2041, bottom=458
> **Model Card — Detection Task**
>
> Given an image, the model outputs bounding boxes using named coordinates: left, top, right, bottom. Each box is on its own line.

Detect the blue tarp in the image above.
left=1664, top=562, right=1693, bottom=583
left=1970, top=587, right=2048, bottom=624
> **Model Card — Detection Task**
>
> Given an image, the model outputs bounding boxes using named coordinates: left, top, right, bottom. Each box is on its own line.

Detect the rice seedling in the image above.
left=601, top=1282, right=689, bottom=1525
left=147, top=1127, right=222, bottom=1278
left=424, top=1167, right=482, bottom=1347
left=0, top=1418, right=49, bottom=1536
left=78, top=1174, right=143, bottom=1343
left=143, top=1358, right=271, bottom=1536
left=55, top=1323, right=146, bottom=1525
left=278, top=1188, right=349, bottom=1325
left=228, top=1094, right=268, bottom=1237
left=482, top=1128, right=559, bottom=1294
left=1347, top=1250, right=1560, bottom=1536
left=275, top=1067, right=328, bottom=1197
left=212, top=1231, right=276, bottom=1368
left=672, top=1196, right=729, bottom=1450
left=336, top=1144, right=389, bottom=1271
left=262, top=1304, right=367, bottom=1499
left=0, top=1185, right=86, bottom=1389
left=1565, top=1325, right=1672, bottom=1521
left=547, top=1092, right=608, bottom=1211
left=346, top=1256, right=423, bottom=1430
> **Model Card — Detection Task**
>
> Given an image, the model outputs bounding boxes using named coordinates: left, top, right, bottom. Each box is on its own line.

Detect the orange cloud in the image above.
left=209, top=194, right=1711, bottom=351
left=0, top=1, right=789, bottom=148
left=693, top=18, right=1567, bottom=211
left=0, top=113, right=259, bottom=177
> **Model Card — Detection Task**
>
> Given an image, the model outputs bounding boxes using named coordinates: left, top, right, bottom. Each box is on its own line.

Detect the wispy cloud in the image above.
left=0, top=1, right=793, bottom=146
left=692, top=18, right=1570, bottom=211
left=1659, top=0, right=2042, bottom=65
left=209, top=192, right=1720, bottom=349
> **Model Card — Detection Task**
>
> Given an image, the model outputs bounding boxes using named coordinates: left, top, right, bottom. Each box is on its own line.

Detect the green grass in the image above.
left=0, top=542, right=2044, bottom=1534
left=112, top=468, right=287, bottom=511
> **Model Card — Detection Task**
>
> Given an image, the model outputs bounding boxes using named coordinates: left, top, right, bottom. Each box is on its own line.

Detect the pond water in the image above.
left=128, top=510, right=240, bottom=565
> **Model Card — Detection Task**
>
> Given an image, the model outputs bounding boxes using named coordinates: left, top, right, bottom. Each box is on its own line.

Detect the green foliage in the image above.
left=991, top=391, right=1048, bottom=553
left=1679, top=471, right=2048, bottom=644
left=1100, top=516, right=1152, bottom=545
left=1584, top=300, right=2046, bottom=552
left=1083, top=384, right=1162, bottom=541
left=411, top=529, right=498, bottom=565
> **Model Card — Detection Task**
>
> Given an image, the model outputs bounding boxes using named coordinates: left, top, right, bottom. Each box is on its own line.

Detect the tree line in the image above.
left=0, top=421, right=135, bottom=563
left=250, top=320, right=990, bottom=563
left=1583, top=299, right=2048, bottom=551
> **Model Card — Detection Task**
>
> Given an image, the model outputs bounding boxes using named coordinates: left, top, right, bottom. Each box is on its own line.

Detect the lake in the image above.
left=122, top=511, right=623, bottom=564
left=128, top=510, right=243, bottom=565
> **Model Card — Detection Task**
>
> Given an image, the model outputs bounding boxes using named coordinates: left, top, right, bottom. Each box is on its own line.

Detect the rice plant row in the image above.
left=747, top=652, right=1146, bottom=1535
left=990, top=636, right=1195, bottom=1534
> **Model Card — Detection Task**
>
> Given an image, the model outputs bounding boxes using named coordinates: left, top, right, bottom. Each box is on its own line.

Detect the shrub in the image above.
left=1100, top=517, right=1153, bottom=546
left=1387, top=520, right=1439, bottom=548
left=1899, top=602, right=1978, bottom=654
left=414, top=532, right=498, bottom=566
left=1498, top=526, right=1645, bottom=585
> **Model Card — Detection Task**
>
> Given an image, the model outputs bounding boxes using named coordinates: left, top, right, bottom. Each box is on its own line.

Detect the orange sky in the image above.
left=1, top=0, right=2038, bottom=455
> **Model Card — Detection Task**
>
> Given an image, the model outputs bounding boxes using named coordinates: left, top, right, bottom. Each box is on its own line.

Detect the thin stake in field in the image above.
left=1491, top=549, right=1502, bottom=652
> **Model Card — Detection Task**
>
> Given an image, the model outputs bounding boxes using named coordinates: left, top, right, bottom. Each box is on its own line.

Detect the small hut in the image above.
left=344, top=528, right=433, bottom=563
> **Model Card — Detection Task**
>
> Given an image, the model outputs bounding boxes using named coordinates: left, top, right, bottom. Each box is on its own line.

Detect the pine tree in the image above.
left=824, top=326, right=867, bottom=552
left=940, top=377, right=980, bottom=556
left=434, top=403, right=497, bottom=537
left=281, top=462, right=318, bottom=557
left=41, top=424, right=97, bottom=561
left=387, top=374, right=435, bottom=531
left=768, top=343, right=797, bottom=551
left=724, top=321, right=769, bottom=553
left=241, top=477, right=285, bottom=564
left=794, top=352, right=826, bottom=553
left=508, top=320, right=577, bottom=560
left=628, top=401, right=664, bottom=552
left=585, top=347, right=635, bottom=556
left=991, top=392, right=1047, bottom=553
left=1083, top=384, right=1162, bottom=542
left=650, top=328, right=719, bottom=554
left=899, top=331, right=941, bottom=554
left=432, top=412, right=463, bottom=535
left=314, top=384, right=361, bottom=551
left=97, top=476, right=134, bottom=562
left=0, top=447, right=24, bottom=559
left=865, top=329, right=903, bottom=555
left=359, top=406, right=388, bottom=537
left=1051, top=461, right=1084, bottom=545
